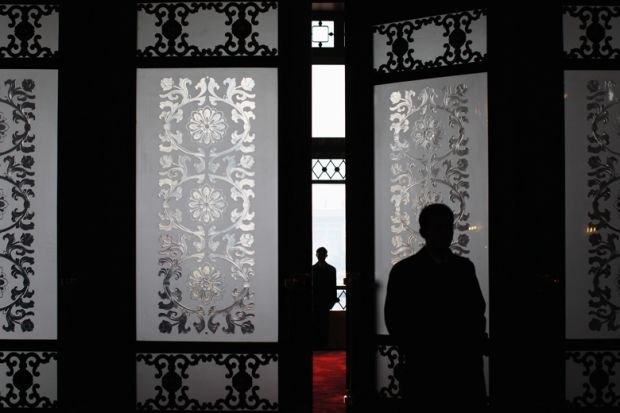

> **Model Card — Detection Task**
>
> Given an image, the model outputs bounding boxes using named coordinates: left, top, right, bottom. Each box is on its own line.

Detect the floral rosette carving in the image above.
left=0, top=79, right=36, bottom=333
left=157, top=76, right=257, bottom=335
left=585, top=79, right=620, bottom=332
left=388, top=84, right=470, bottom=263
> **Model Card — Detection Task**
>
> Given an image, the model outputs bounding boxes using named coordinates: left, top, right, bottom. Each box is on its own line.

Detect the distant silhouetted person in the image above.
left=312, top=247, right=338, bottom=349
left=384, top=203, right=487, bottom=410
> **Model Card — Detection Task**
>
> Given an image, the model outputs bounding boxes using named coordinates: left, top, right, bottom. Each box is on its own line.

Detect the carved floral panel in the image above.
left=374, top=73, right=489, bottom=335
left=565, top=71, right=620, bottom=339
left=0, top=70, right=57, bottom=339
left=137, top=68, right=277, bottom=342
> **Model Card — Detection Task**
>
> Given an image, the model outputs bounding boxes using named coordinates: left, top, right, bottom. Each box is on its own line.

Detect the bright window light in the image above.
left=312, top=183, right=346, bottom=292
left=312, top=65, right=345, bottom=138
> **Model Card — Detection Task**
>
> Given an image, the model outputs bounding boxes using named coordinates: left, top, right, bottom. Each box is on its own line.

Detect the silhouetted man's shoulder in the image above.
left=449, top=252, right=475, bottom=268
left=392, top=250, right=424, bottom=269
left=312, top=262, right=336, bottom=271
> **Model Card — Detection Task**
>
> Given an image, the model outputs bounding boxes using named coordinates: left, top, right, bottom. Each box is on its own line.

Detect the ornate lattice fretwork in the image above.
left=137, top=2, right=278, bottom=57
left=377, top=344, right=403, bottom=399
left=566, top=351, right=620, bottom=407
left=0, top=4, right=58, bottom=58
left=373, top=9, right=486, bottom=73
left=137, top=352, right=278, bottom=410
left=0, top=352, right=57, bottom=408
left=564, top=6, right=620, bottom=60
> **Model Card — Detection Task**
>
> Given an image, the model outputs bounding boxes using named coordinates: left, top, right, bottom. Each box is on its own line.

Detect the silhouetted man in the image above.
left=384, top=203, right=487, bottom=410
left=312, top=247, right=337, bottom=349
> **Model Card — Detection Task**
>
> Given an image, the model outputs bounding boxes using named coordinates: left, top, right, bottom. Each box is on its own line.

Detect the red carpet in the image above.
left=313, top=351, right=346, bottom=413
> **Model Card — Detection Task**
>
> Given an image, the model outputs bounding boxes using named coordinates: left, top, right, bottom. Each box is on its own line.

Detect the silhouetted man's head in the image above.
left=316, top=247, right=328, bottom=262
left=419, top=203, right=454, bottom=249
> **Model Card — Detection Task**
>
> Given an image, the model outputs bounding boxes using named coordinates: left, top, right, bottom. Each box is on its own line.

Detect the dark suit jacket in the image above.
left=384, top=246, right=487, bottom=406
left=312, top=262, right=337, bottom=313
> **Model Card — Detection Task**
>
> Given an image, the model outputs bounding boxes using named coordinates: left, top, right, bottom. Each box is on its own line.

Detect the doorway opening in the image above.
left=311, top=2, right=347, bottom=412
left=312, top=179, right=347, bottom=412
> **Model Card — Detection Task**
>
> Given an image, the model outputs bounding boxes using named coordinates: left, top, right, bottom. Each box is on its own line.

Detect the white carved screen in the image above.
left=136, top=68, right=278, bottom=342
left=374, top=73, right=489, bottom=335
left=565, top=70, right=620, bottom=339
left=0, top=70, right=57, bottom=340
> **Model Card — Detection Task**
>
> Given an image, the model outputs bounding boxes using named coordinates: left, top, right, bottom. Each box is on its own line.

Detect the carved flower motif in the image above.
left=159, top=320, right=173, bottom=334
left=188, top=264, right=224, bottom=303
left=395, top=211, right=410, bottom=226
left=604, top=80, right=616, bottom=102
left=187, top=106, right=227, bottom=145
left=240, top=233, right=254, bottom=247
left=188, top=186, right=226, bottom=223
left=160, top=77, right=174, bottom=91
left=20, top=318, right=33, bottom=332
left=412, top=115, right=440, bottom=148
left=240, top=154, right=254, bottom=169
left=0, top=112, right=8, bottom=142
left=159, top=233, right=184, bottom=259
left=241, top=77, right=255, bottom=91
left=21, top=79, right=34, bottom=92
left=21, top=155, right=34, bottom=169
left=392, top=235, right=404, bottom=248
left=0, top=189, right=7, bottom=219
left=390, top=91, right=402, bottom=104
left=0, top=267, right=5, bottom=298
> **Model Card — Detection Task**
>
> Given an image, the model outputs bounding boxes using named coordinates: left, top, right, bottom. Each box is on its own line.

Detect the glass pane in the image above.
left=136, top=68, right=278, bottom=342
left=374, top=73, right=489, bottom=392
left=312, top=65, right=345, bottom=138
left=0, top=70, right=57, bottom=339
left=311, top=20, right=334, bottom=48
left=565, top=71, right=620, bottom=338
left=374, top=74, right=489, bottom=334
left=312, top=183, right=346, bottom=310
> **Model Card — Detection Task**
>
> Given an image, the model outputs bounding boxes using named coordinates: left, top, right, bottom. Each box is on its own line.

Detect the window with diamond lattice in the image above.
left=312, top=159, right=346, bottom=309
left=312, top=159, right=346, bottom=181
